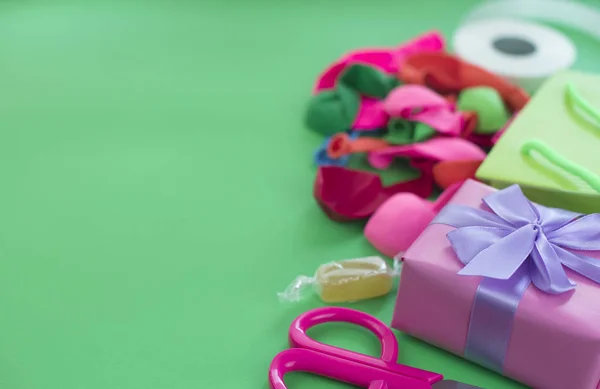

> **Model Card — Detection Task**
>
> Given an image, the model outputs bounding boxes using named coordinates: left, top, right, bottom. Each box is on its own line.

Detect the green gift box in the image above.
left=477, top=70, right=600, bottom=213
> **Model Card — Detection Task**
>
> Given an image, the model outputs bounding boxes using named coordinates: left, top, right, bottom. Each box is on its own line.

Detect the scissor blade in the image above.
left=431, top=380, right=485, bottom=389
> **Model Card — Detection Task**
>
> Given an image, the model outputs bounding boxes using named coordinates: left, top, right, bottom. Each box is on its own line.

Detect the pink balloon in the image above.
left=365, top=181, right=464, bottom=257
left=367, top=138, right=487, bottom=170
left=353, top=97, right=389, bottom=130
left=313, top=31, right=445, bottom=93
left=384, top=85, right=462, bottom=136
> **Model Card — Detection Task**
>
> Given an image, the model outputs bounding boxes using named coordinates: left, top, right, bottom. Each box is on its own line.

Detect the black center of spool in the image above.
left=492, top=36, right=537, bottom=56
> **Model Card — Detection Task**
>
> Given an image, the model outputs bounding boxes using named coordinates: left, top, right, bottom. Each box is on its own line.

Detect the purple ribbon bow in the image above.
left=433, top=184, right=600, bottom=371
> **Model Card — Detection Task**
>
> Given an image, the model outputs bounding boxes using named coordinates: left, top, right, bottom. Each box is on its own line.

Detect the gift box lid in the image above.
left=476, top=70, right=600, bottom=213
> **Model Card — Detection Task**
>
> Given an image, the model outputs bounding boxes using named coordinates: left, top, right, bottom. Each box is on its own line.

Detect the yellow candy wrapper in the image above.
left=278, top=256, right=400, bottom=303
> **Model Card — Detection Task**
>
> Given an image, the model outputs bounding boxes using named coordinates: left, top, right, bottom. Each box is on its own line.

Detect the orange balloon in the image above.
left=461, top=111, right=479, bottom=138
left=433, top=159, right=483, bottom=189
left=399, top=52, right=530, bottom=113
left=327, top=133, right=389, bottom=159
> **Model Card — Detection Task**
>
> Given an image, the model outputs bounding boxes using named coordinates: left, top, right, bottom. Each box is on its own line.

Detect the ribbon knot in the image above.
left=433, top=184, right=600, bottom=295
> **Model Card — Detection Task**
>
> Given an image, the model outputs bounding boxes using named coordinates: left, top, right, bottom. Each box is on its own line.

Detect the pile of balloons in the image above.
left=307, top=31, right=530, bottom=255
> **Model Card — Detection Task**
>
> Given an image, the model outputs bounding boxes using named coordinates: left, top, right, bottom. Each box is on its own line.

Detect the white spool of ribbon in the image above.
left=453, top=0, right=600, bottom=92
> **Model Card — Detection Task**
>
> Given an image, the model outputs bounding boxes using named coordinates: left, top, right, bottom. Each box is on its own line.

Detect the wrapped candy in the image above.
left=278, top=256, right=399, bottom=303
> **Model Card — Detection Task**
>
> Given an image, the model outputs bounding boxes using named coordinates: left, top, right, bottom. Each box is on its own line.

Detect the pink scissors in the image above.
left=269, top=307, right=483, bottom=389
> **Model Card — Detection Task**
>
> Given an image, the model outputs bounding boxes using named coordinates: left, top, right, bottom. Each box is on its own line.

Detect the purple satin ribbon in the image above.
left=432, top=185, right=600, bottom=372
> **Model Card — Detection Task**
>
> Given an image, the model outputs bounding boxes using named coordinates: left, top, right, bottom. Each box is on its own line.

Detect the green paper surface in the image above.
left=385, top=118, right=436, bottom=144
left=0, top=1, right=599, bottom=388
left=477, top=71, right=600, bottom=213
left=338, top=63, right=400, bottom=99
left=457, top=87, right=510, bottom=134
left=305, top=84, right=360, bottom=135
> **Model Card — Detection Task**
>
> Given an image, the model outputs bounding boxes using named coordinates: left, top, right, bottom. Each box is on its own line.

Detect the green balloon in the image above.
left=385, top=118, right=436, bottom=145
left=338, top=63, right=400, bottom=99
left=457, top=87, right=510, bottom=134
left=305, top=84, right=360, bottom=136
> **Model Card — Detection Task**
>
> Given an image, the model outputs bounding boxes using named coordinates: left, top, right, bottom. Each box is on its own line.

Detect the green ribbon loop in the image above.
left=521, top=139, right=600, bottom=193
left=565, top=82, right=600, bottom=128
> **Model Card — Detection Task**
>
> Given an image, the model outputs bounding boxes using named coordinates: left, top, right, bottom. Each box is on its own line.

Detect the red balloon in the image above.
left=314, top=165, right=434, bottom=222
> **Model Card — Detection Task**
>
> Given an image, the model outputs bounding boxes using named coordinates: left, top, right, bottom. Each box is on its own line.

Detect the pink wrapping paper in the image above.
left=392, top=179, right=600, bottom=389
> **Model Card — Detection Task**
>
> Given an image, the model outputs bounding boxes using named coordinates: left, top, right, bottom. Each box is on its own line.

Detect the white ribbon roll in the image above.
left=453, top=0, right=600, bottom=92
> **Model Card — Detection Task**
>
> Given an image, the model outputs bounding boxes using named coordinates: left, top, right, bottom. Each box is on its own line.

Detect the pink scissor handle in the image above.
left=269, top=348, right=431, bottom=389
left=288, top=307, right=443, bottom=383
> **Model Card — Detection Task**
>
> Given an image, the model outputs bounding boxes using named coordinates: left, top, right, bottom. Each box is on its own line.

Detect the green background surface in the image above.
left=0, top=1, right=598, bottom=388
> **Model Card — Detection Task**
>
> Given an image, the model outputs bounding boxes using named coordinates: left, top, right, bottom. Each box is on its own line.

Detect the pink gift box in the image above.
left=392, top=179, right=600, bottom=389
